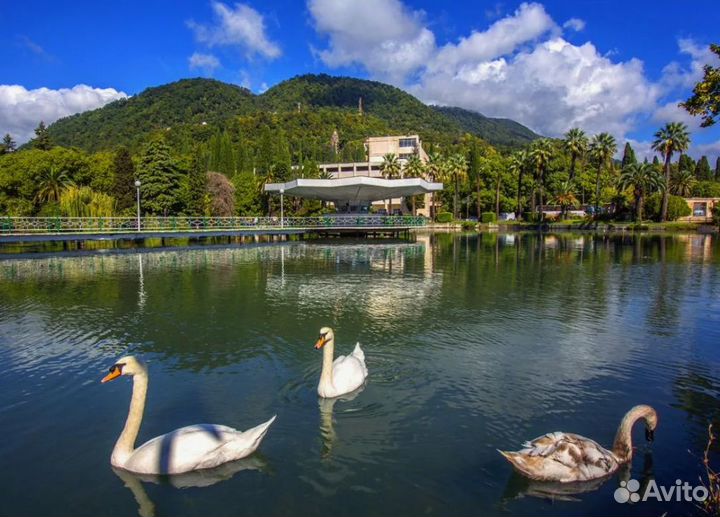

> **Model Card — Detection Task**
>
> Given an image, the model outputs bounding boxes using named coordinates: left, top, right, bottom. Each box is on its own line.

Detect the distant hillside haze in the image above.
left=46, top=74, right=540, bottom=152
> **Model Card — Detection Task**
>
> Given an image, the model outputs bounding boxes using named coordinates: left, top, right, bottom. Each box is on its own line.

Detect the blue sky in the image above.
left=1, top=0, right=719, bottom=160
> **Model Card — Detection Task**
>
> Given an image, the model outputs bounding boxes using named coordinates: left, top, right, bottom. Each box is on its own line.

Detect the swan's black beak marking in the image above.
left=645, top=428, right=655, bottom=442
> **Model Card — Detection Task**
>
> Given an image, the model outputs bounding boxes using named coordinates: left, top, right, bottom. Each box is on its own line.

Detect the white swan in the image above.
left=315, top=327, right=368, bottom=398
left=101, top=355, right=275, bottom=475
left=499, top=405, right=658, bottom=483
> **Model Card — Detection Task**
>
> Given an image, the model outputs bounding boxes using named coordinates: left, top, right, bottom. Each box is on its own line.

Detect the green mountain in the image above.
left=431, top=106, right=539, bottom=148
left=46, top=74, right=540, bottom=152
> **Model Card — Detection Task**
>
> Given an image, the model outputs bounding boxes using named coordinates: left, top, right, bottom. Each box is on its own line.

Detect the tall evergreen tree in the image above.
left=136, top=138, right=182, bottom=216
left=694, top=155, right=712, bottom=180
left=33, top=121, right=52, bottom=150
left=185, top=148, right=208, bottom=215
left=112, top=147, right=136, bottom=211
left=1, top=133, right=16, bottom=154
left=678, top=154, right=695, bottom=174
left=716, top=157, right=720, bottom=180
left=621, top=142, right=637, bottom=169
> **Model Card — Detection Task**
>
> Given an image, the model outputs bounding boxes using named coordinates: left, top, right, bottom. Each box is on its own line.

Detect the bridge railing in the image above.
left=0, top=215, right=427, bottom=234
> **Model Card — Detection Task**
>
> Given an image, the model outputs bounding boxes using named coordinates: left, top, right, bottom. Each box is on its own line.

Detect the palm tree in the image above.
left=447, top=153, right=468, bottom=219
left=426, top=151, right=444, bottom=219
left=563, top=128, right=588, bottom=182
left=651, top=122, right=690, bottom=221
left=509, top=151, right=526, bottom=219
left=670, top=169, right=696, bottom=197
left=404, top=154, right=425, bottom=215
left=529, top=139, right=553, bottom=220
left=588, top=133, right=617, bottom=216
left=379, top=153, right=401, bottom=214
left=618, top=162, right=665, bottom=222
left=552, top=181, right=579, bottom=219
left=35, top=165, right=74, bottom=205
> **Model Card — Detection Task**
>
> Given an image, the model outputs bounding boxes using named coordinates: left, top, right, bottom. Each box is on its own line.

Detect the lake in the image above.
left=1, top=232, right=719, bottom=516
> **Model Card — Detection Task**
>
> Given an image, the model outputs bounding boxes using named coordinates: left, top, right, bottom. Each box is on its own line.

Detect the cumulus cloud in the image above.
left=188, top=2, right=281, bottom=60
left=308, top=0, right=435, bottom=83
left=307, top=0, right=718, bottom=154
left=188, top=52, right=221, bottom=74
left=562, top=18, right=585, bottom=31
left=0, top=84, right=127, bottom=144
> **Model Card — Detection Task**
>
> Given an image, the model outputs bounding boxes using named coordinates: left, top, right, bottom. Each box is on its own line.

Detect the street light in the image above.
left=279, top=188, right=284, bottom=229
left=134, top=180, right=141, bottom=231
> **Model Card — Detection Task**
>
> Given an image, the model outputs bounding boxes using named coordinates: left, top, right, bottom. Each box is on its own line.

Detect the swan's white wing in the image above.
left=331, top=352, right=367, bottom=396
left=125, top=417, right=275, bottom=474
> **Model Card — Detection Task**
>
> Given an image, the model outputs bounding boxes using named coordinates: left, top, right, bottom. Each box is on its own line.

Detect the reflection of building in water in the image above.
left=677, top=234, right=715, bottom=263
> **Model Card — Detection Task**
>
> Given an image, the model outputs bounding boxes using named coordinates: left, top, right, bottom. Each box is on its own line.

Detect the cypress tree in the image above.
left=112, top=147, right=136, bottom=211
left=694, top=155, right=712, bottom=180
left=218, top=131, right=235, bottom=176
left=621, top=142, right=637, bottom=169
left=136, top=137, right=182, bottom=216
left=678, top=154, right=695, bottom=173
left=185, top=148, right=208, bottom=215
left=716, top=157, right=720, bottom=180
left=33, top=121, right=52, bottom=150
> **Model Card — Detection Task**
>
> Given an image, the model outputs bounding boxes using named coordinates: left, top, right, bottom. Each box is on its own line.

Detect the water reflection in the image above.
left=318, top=387, right=364, bottom=459
left=113, top=456, right=268, bottom=517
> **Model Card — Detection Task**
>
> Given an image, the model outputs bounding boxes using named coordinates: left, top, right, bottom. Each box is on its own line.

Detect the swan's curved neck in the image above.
left=612, top=405, right=654, bottom=462
left=112, top=371, right=148, bottom=466
left=320, top=339, right=335, bottom=387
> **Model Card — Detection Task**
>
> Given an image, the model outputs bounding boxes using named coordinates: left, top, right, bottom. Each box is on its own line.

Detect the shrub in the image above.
left=435, top=211, right=453, bottom=223
left=713, top=207, right=720, bottom=228
left=481, top=212, right=497, bottom=223
left=461, top=221, right=477, bottom=230
left=522, top=211, right=540, bottom=223
left=645, top=193, right=692, bottom=221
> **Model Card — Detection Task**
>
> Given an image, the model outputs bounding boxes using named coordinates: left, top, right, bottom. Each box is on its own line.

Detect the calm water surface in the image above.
left=1, top=233, right=719, bottom=516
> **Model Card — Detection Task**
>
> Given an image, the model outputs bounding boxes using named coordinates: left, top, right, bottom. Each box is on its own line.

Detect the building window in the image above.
left=399, top=153, right=414, bottom=160
left=399, top=138, right=417, bottom=148
left=693, top=202, right=707, bottom=217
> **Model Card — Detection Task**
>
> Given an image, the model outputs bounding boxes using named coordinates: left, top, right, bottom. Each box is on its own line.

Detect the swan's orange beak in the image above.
left=101, top=365, right=122, bottom=383
left=315, top=336, right=328, bottom=349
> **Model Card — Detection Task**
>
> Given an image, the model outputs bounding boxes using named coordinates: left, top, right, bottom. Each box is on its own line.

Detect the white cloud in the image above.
left=0, top=84, right=127, bottom=144
left=428, top=3, right=557, bottom=75
left=307, top=0, right=718, bottom=150
left=188, top=1, right=281, bottom=60
left=562, top=18, right=585, bottom=32
left=188, top=52, right=221, bottom=74
left=308, top=0, right=435, bottom=83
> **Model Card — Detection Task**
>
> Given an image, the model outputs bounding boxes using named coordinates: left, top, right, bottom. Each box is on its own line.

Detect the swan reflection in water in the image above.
left=113, top=455, right=268, bottom=517
left=319, top=386, right=364, bottom=458
left=501, top=452, right=654, bottom=503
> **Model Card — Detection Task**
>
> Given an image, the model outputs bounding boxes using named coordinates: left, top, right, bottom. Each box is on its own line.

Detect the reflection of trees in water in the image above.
left=673, top=367, right=720, bottom=451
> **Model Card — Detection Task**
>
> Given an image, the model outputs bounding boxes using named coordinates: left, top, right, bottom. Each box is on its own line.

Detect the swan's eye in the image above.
left=109, top=363, right=125, bottom=374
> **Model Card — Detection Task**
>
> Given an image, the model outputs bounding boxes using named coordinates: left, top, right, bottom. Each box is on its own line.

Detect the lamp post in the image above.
left=134, top=180, right=141, bottom=231
left=280, top=188, right=284, bottom=229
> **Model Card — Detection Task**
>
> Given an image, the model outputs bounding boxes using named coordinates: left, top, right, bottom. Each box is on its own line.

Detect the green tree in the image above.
left=552, top=181, right=579, bottom=220
left=447, top=153, right=468, bottom=219
left=651, top=122, right=690, bottom=221
left=112, top=147, right=136, bottom=211
left=136, top=138, right=183, bottom=216
left=380, top=153, right=401, bottom=214
left=618, top=162, right=664, bottom=222
left=670, top=169, right=696, bottom=197
left=694, top=155, right=712, bottom=180
left=509, top=150, right=527, bottom=219
left=35, top=165, right=74, bottom=205
left=185, top=148, right=208, bottom=214
left=716, top=157, right=720, bottom=180
left=589, top=133, right=617, bottom=215
left=426, top=151, right=444, bottom=218
left=32, top=121, right=53, bottom=151
left=233, top=172, right=261, bottom=215
left=1, top=134, right=16, bottom=154
left=620, top=142, right=637, bottom=169
left=681, top=43, right=720, bottom=127
left=529, top=138, right=553, bottom=220
left=563, top=128, right=588, bottom=182
left=678, top=154, right=695, bottom=174
left=404, top=154, right=425, bottom=215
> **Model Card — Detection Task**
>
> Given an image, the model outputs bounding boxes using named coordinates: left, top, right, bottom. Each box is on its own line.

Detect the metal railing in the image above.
left=0, top=215, right=427, bottom=234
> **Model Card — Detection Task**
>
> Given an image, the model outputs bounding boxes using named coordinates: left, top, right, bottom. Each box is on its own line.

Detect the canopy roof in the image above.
left=264, top=177, right=443, bottom=202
